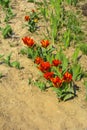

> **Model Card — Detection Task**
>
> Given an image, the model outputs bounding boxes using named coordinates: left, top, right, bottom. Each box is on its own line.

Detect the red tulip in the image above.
left=38, top=61, right=51, bottom=72
left=63, top=72, right=72, bottom=82
left=35, top=57, right=43, bottom=64
left=51, top=77, right=63, bottom=88
left=22, top=37, right=35, bottom=47
left=25, top=16, right=30, bottom=21
left=52, top=59, right=62, bottom=67
left=32, top=9, right=35, bottom=13
left=44, top=72, right=54, bottom=80
left=41, top=40, right=50, bottom=48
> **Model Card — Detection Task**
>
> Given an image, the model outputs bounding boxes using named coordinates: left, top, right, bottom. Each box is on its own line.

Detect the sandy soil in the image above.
left=0, top=0, right=87, bottom=130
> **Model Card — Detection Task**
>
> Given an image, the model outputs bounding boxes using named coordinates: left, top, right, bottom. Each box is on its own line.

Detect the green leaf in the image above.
left=63, top=29, right=71, bottom=48
left=0, top=54, right=4, bottom=58
left=63, top=93, right=74, bottom=101
left=20, top=48, right=27, bottom=55
left=72, top=48, right=80, bottom=63
left=11, top=61, right=21, bottom=69
left=71, top=64, right=82, bottom=81
left=53, top=87, right=61, bottom=95
left=35, top=81, right=46, bottom=91
left=80, top=44, right=87, bottom=55
left=46, top=54, right=52, bottom=63
left=0, top=0, right=10, bottom=7
left=4, top=53, right=12, bottom=66
left=2, top=25, right=12, bottom=38
left=62, top=56, right=68, bottom=72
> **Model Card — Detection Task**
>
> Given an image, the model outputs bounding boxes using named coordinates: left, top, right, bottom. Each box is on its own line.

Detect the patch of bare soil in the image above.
left=0, top=0, right=87, bottom=130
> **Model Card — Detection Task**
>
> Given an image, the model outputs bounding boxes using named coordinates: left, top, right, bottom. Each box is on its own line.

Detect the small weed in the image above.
left=0, top=24, right=13, bottom=38
left=4, top=7, right=15, bottom=22
left=62, top=29, right=71, bottom=48
left=71, top=63, right=83, bottom=81
left=66, top=0, right=78, bottom=6
left=34, top=80, right=46, bottom=91
left=3, top=53, right=21, bottom=69
left=0, top=0, right=10, bottom=8
left=79, top=44, right=87, bottom=55
left=72, top=48, right=80, bottom=63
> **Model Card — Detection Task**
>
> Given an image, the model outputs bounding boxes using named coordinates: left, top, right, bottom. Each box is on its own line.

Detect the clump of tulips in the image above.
left=21, top=36, right=80, bottom=101
left=24, top=9, right=39, bottom=33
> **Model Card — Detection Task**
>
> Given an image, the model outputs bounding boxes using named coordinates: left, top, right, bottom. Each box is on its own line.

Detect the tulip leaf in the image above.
left=11, top=61, right=21, bottom=69
left=71, top=63, right=83, bottom=81
left=72, top=48, right=80, bottom=63
left=63, top=93, right=74, bottom=101
left=35, top=81, right=46, bottom=91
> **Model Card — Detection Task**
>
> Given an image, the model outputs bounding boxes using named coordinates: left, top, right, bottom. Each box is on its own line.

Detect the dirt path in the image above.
left=0, top=0, right=87, bottom=130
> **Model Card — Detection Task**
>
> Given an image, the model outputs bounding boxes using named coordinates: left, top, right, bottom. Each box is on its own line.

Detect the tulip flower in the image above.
left=35, top=57, right=43, bottom=64
left=63, top=72, right=72, bottom=82
left=25, top=16, right=30, bottom=21
left=44, top=72, right=54, bottom=80
left=22, top=37, right=35, bottom=47
left=41, top=40, right=50, bottom=48
left=51, top=77, right=63, bottom=88
left=52, top=59, right=62, bottom=67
